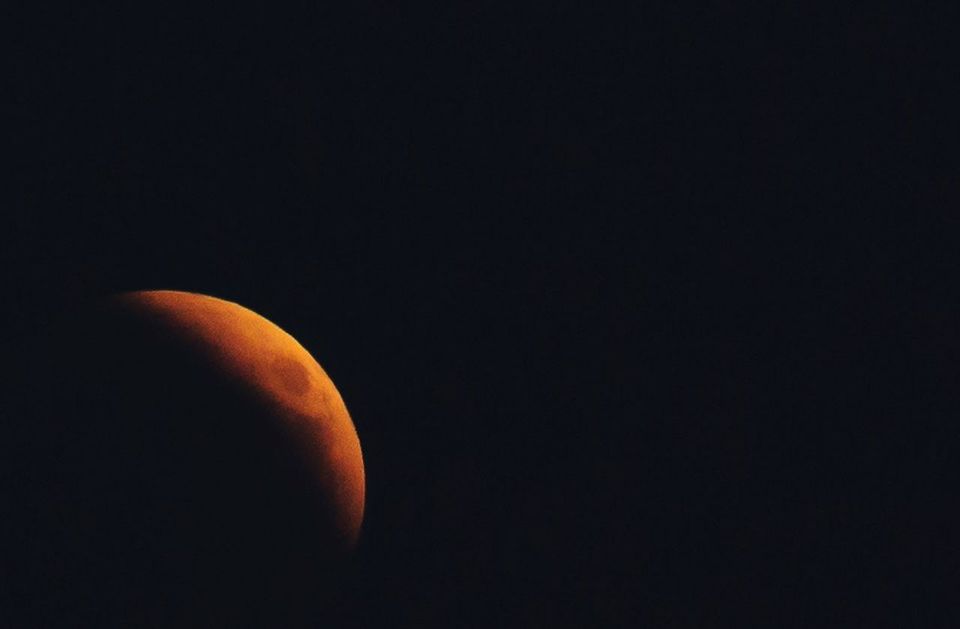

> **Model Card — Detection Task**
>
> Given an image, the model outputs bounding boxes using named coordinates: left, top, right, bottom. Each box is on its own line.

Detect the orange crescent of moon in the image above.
left=109, top=289, right=365, bottom=549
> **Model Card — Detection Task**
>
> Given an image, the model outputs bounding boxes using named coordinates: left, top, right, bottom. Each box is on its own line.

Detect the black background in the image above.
left=5, top=5, right=960, bottom=627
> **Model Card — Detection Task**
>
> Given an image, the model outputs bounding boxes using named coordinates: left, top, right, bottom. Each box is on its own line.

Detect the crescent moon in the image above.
left=107, top=290, right=366, bottom=548
left=14, top=290, right=366, bottom=624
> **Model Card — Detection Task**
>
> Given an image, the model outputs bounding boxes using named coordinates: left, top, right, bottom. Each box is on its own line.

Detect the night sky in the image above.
left=5, top=5, right=960, bottom=627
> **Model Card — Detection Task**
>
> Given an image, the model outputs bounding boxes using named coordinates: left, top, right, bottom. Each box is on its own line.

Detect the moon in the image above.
left=15, top=290, right=365, bottom=625
left=108, top=290, right=365, bottom=546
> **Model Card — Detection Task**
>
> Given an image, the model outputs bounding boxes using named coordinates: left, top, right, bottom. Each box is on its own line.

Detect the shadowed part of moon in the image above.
left=11, top=290, right=365, bottom=627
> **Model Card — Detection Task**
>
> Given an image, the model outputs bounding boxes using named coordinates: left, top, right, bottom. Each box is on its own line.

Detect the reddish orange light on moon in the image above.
left=109, top=290, right=365, bottom=549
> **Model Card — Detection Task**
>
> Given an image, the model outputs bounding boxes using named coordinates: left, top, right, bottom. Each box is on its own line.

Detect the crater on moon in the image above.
left=272, top=355, right=311, bottom=396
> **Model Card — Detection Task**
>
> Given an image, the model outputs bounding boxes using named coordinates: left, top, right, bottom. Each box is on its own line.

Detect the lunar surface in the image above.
left=109, top=290, right=365, bottom=546
left=13, top=290, right=365, bottom=625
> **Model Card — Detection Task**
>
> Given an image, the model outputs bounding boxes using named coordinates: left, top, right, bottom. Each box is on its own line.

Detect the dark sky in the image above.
left=5, top=5, right=960, bottom=627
